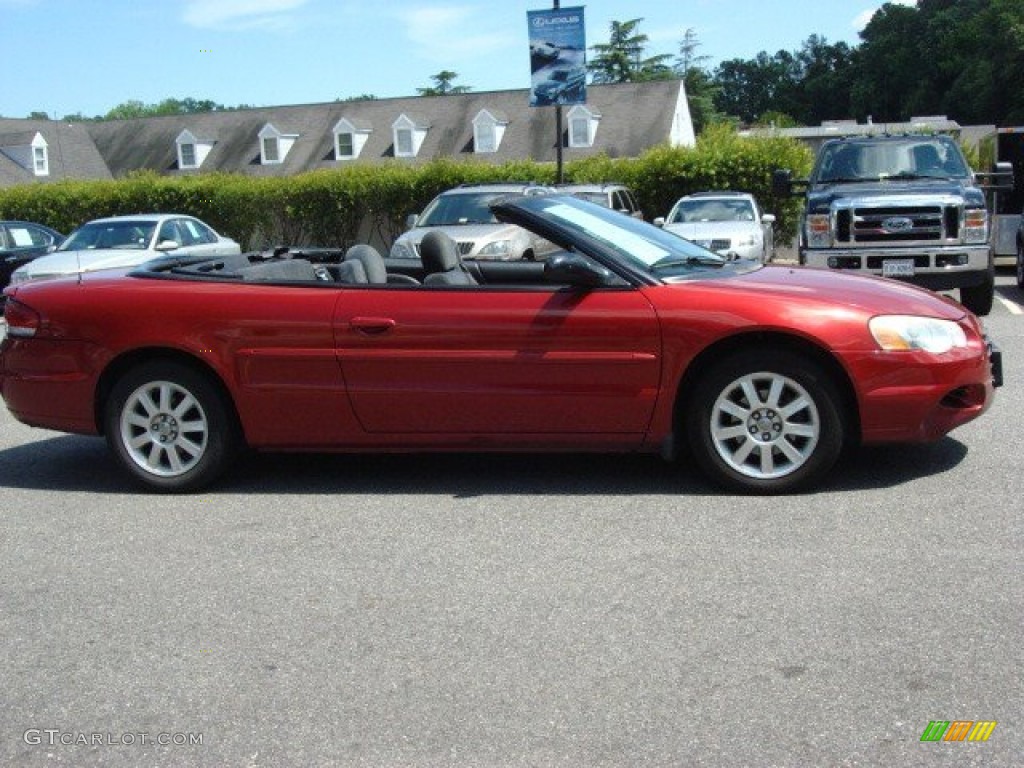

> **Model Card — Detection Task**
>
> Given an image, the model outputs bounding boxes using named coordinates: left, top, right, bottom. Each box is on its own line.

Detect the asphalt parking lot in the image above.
left=0, top=272, right=1021, bottom=767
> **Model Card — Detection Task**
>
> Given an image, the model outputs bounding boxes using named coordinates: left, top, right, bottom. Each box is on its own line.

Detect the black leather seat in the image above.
left=344, top=244, right=388, bottom=284
left=420, top=230, right=477, bottom=286
left=345, top=243, right=420, bottom=285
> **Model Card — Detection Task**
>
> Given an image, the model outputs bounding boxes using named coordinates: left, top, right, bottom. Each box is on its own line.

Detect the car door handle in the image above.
left=350, top=317, right=396, bottom=334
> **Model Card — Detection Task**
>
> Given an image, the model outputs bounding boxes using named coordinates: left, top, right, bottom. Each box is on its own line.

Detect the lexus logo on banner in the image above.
left=527, top=6, right=586, bottom=107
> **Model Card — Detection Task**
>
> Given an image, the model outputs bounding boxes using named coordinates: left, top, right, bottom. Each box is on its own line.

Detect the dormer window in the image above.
left=392, top=114, right=429, bottom=159
left=333, top=118, right=371, bottom=161
left=567, top=105, right=600, bottom=149
left=179, top=142, right=197, bottom=168
left=472, top=109, right=508, bottom=154
left=32, top=137, right=49, bottom=176
left=258, top=123, right=298, bottom=165
left=175, top=129, right=214, bottom=170
left=263, top=136, right=280, bottom=163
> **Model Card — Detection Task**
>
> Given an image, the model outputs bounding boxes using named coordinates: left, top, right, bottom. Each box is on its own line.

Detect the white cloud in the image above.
left=396, top=5, right=514, bottom=62
left=854, top=0, right=917, bottom=31
left=183, top=0, right=309, bottom=30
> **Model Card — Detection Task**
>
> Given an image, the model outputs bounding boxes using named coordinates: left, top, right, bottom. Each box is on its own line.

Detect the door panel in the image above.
left=333, top=286, right=662, bottom=435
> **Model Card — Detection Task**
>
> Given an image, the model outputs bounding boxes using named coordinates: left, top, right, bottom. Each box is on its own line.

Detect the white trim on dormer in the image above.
left=567, top=105, right=600, bottom=149
left=392, top=114, right=429, bottom=158
left=258, top=123, right=298, bottom=165
left=333, top=117, right=372, bottom=161
left=472, top=109, right=508, bottom=154
left=175, top=129, right=215, bottom=169
left=31, top=132, right=49, bottom=176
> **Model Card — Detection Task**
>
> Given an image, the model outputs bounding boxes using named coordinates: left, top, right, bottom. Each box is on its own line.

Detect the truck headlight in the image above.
left=963, top=208, right=987, bottom=244
left=869, top=315, right=967, bottom=355
left=805, top=214, right=831, bottom=247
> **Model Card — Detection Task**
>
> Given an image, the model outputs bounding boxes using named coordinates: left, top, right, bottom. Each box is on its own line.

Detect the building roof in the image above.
left=0, top=81, right=692, bottom=187
left=0, top=119, right=112, bottom=186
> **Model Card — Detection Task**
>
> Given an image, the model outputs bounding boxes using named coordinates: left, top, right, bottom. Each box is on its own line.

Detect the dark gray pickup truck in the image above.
left=773, top=134, right=995, bottom=315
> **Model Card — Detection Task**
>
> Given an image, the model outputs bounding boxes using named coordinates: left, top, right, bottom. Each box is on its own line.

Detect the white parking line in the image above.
left=997, top=296, right=1024, bottom=315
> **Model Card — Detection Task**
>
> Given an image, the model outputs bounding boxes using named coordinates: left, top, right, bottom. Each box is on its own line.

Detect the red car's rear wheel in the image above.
left=105, top=361, right=238, bottom=492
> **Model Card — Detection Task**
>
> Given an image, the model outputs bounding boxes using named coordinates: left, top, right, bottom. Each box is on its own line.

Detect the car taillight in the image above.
left=4, top=299, right=41, bottom=338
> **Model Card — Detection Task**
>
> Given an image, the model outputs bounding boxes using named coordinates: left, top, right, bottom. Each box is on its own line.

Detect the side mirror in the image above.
left=653, top=217, right=666, bottom=228
left=405, top=213, right=419, bottom=230
left=772, top=169, right=794, bottom=197
left=155, top=239, right=180, bottom=252
left=543, top=252, right=614, bottom=288
left=761, top=213, right=777, bottom=224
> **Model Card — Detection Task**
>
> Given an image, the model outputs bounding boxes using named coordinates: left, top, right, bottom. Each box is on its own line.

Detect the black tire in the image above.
left=1016, top=241, right=1024, bottom=290
left=684, top=350, right=845, bottom=494
left=105, top=361, right=238, bottom=492
left=959, top=272, right=994, bottom=316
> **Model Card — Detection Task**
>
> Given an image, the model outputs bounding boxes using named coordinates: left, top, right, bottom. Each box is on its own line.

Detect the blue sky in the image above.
left=0, top=0, right=910, bottom=119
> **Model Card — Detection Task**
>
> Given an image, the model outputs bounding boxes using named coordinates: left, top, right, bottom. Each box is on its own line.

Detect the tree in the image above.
left=417, top=71, right=471, bottom=97
left=588, top=18, right=674, bottom=83
left=673, top=28, right=725, bottom=133
left=27, top=111, right=50, bottom=120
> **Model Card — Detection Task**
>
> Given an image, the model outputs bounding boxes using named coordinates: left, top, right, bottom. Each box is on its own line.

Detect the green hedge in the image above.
left=0, top=128, right=812, bottom=250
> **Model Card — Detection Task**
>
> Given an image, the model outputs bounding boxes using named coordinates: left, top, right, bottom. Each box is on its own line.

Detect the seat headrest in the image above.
left=419, top=230, right=460, bottom=273
left=344, top=244, right=387, bottom=284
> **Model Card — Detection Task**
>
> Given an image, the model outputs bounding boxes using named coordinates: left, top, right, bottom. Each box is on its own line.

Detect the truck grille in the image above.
left=836, top=204, right=961, bottom=245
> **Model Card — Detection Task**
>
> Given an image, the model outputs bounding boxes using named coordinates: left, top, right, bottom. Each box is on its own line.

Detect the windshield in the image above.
left=815, top=137, right=970, bottom=182
left=512, top=196, right=726, bottom=276
left=670, top=198, right=756, bottom=224
left=418, top=192, right=505, bottom=226
left=59, top=220, right=157, bottom=251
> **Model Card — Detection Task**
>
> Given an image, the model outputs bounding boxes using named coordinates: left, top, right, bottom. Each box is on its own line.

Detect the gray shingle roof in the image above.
left=0, top=119, right=113, bottom=185
left=1, top=81, right=690, bottom=186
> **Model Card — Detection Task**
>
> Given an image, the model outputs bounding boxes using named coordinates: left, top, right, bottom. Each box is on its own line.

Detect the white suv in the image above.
left=390, top=184, right=556, bottom=261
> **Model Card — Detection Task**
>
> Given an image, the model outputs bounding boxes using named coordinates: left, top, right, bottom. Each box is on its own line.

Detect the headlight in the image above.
left=478, top=239, right=512, bottom=257
left=389, top=240, right=417, bottom=259
left=869, top=315, right=967, bottom=354
left=736, top=233, right=759, bottom=247
left=963, top=208, right=987, bottom=244
left=9, top=269, right=30, bottom=285
left=805, top=214, right=831, bottom=247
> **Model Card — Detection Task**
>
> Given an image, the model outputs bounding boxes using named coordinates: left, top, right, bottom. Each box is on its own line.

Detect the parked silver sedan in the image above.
left=10, top=213, right=240, bottom=284
left=656, top=191, right=775, bottom=262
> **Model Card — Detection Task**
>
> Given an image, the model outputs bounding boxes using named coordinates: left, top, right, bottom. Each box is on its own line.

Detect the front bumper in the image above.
left=801, top=244, right=992, bottom=289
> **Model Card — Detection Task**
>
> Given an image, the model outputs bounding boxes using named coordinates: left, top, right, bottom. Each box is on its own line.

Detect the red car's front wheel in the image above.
left=686, top=350, right=845, bottom=494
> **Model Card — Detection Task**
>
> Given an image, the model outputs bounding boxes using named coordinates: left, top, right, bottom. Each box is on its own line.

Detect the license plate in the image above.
left=882, top=259, right=915, bottom=277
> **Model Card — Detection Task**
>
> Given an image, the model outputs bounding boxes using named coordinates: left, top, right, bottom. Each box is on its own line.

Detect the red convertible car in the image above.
left=0, top=195, right=1002, bottom=493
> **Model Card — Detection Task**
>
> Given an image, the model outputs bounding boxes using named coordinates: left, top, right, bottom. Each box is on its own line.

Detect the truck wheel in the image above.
left=959, top=273, right=994, bottom=316
left=684, top=350, right=845, bottom=494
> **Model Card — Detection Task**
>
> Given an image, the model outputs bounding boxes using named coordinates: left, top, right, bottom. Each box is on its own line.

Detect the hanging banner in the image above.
left=527, top=6, right=586, bottom=107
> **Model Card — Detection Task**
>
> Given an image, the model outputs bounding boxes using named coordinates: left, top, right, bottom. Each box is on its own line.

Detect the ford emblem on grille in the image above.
left=882, top=216, right=914, bottom=232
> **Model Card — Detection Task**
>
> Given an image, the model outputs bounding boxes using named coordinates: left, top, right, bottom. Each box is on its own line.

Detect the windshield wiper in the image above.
left=651, top=255, right=725, bottom=270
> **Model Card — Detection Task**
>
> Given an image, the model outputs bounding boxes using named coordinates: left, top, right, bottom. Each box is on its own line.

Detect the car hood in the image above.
left=16, top=248, right=158, bottom=278
left=664, top=221, right=759, bottom=240
left=662, top=264, right=968, bottom=320
left=806, top=178, right=985, bottom=213
left=398, top=224, right=524, bottom=245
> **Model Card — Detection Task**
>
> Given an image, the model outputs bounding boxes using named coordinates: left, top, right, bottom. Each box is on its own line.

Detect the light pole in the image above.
left=553, top=0, right=563, bottom=183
